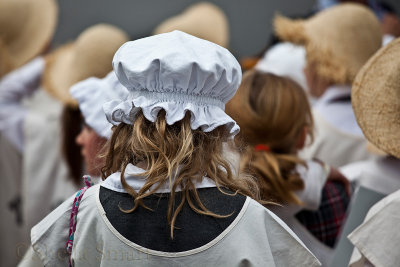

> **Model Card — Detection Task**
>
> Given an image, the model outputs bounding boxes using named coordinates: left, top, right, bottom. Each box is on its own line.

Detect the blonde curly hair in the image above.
left=102, top=110, right=259, bottom=238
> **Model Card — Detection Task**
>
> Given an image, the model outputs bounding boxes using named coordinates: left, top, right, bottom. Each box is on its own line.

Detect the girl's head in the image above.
left=274, top=3, right=382, bottom=88
left=227, top=70, right=313, bottom=153
left=70, top=72, right=129, bottom=177
left=75, top=124, right=107, bottom=176
left=49, top=25, right=128, bottom=183
left=226, top=70, right=313, bottom=204
left=102, top=31, right=258, bottom=237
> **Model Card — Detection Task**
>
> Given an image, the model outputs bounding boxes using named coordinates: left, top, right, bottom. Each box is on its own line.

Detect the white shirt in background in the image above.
left=269, top=160, right=332, bottom=266
left=0, top=57, right=45, bottom=152
left=300, top=85, right=376, bottom=167
left=340, top=156, right=400, bottom=195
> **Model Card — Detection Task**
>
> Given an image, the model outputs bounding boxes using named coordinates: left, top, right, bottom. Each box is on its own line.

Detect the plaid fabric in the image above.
left=295, top=180, right=351, bottom=248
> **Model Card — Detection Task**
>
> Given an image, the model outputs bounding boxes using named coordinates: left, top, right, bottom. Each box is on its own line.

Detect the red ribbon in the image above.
left=254, top=144, right=270, bottom=152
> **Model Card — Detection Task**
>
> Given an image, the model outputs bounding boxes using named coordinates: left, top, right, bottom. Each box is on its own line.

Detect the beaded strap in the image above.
left=66, top=175, right=94, bottom=266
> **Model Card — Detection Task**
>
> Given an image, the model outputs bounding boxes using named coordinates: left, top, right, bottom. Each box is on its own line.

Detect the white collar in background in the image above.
left=101, top=163, right=216, bottom=193
left=314, top=84, right=364, bottom=136
left=315, top=84, right=351, bottom=107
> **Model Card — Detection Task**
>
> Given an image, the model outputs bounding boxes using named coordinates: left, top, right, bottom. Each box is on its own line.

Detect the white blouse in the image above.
left=268, top=160, right=332, bottom=266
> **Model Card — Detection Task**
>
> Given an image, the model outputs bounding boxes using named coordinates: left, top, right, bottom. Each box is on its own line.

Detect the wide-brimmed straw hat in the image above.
left=42, top=24, right=129, bottom=107
left=274, top=3, right=382, bottom=84
left=352, top=38, right=400, bottom=158
left=0, top=0, right=58, bottom=77
left=153, top=2, right=229, bottom=48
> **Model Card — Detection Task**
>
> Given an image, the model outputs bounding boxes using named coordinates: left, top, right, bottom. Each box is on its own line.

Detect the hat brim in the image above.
left=42, top=43, right=79, bottom=107
left=7, top=0, right=58, bottom=70
left=352, top=38, right=400, bottom=158
left=152, top=2, right=229, bottom=48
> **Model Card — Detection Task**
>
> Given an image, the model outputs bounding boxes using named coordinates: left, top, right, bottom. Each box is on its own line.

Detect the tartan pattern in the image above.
left=295, top=180, right=350, bottom=248
left=66, top=175, right=93, bottom=267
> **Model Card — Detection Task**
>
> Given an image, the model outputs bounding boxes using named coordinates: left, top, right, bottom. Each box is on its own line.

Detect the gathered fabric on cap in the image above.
left=70, top=72, right=128, bottom=139
left=104, top=30, right=241, bottom=136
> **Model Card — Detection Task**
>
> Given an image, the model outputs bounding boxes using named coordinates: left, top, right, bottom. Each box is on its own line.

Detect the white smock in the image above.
left=24, top=164, right=321, bottom=266
left=348, top=189, right=400, bottom=267
left=268, top=160, right=332, bottom=266
left=300, top=85, right=376, bottom=167
left=340, top=156, right=400, bottom=195
left=0, top=132, right=28, bottom=267
left=0, top=58, right=78, bottom=266
left=0, top=58, right=42, bottom=266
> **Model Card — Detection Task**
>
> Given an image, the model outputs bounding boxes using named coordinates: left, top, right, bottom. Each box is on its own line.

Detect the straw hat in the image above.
left=153, top=2, right=229, bottom=48
left=274, top=3, right=382, bottom=84
left=42, top=24, right=129, bottom=107
left=352, top=38, right=400, bottom=158
left=0, top=0, right=58, bottom=78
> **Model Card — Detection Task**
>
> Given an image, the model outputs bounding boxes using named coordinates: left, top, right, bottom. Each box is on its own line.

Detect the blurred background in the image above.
left=53, top=0, right=400, bottom=58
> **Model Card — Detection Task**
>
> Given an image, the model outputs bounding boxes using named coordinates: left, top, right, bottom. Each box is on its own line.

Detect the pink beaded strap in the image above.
left=66, top=175, right=94, bottom=266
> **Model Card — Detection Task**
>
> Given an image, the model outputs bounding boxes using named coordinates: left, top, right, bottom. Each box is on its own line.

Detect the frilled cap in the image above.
left=70, top=72, right=128, bottom=139
left=104, top=30, right=241, bottom=136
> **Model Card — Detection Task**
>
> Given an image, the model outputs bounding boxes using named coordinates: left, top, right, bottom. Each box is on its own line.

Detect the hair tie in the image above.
left=255, top=144, right=270, bottom=152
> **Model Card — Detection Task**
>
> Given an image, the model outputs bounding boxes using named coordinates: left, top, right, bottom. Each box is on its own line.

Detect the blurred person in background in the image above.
left=275, top=3, right=382, bottom=168
left=316, top=0, right=400, bottom=44
left=70, top=72, right=128, bottom=180
left=0, top=0, right=58, bottom=265
left=254, top=42, right=314, bottom=104
left=0, top=22, right=128, bottom=265
left=227, top=70, right=350, bottom=266
left=246, top=0, right=399, bottom=106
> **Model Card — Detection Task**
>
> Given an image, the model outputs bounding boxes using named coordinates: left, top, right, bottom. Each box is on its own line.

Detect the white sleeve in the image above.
left=295, top=160, right=330, bottom=211
left=382, top=34, right=395, bottom=46
left=0, top=57, right=45, bottom=152
left=17, top=246, right=44, bottom=267
left=30, top=193, right=75, bottom=267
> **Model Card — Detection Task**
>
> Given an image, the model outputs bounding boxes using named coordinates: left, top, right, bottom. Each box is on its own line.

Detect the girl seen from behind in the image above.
left=227, top=70, right=351, bottom=266
left=22, top=31, right=320, bottom=267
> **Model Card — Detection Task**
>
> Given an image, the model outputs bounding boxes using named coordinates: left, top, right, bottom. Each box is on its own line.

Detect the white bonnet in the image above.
left=104, top=30, right=241, bottom=136
left=70, top=71, right=128, bottom=139
left=255, top=42, right=308, bottom=91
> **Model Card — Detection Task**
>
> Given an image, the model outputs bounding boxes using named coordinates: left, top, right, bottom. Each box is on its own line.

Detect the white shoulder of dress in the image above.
left=348, top=189, right=400, bottom=267
left=30, top=184, right=99, bottom=266
left=245, top=199, right=321, bottom=266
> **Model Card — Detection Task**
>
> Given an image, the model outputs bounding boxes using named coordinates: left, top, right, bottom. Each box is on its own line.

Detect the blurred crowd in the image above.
left=1, top=0, right=400, bottom=266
